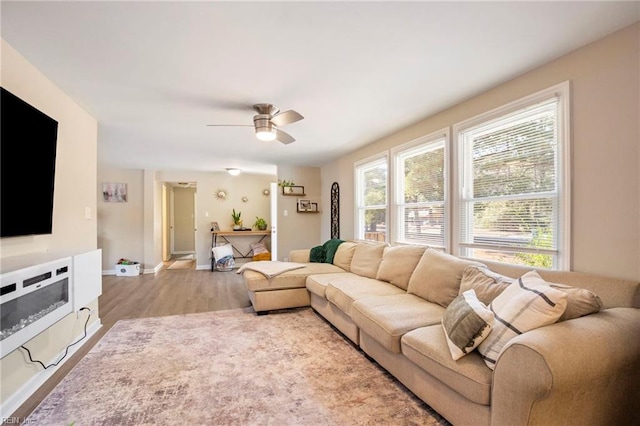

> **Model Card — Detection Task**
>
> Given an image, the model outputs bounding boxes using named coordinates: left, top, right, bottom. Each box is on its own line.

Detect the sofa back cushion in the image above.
left=459, top=265, right=513, bottom=305
left=407, top=249, right=484, bottom=307
left=376, top=245, right=427, bottom=290
left=349, top=242, right=386, bottom=279
left=333, top=242, right=357, bottom=271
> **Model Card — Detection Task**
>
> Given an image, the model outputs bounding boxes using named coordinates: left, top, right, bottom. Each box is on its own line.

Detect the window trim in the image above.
left=390, top=128, right=449, bottom=247
left=354, top=152, right=389, bottom=242
left=451, top=81, right=571, bottom=270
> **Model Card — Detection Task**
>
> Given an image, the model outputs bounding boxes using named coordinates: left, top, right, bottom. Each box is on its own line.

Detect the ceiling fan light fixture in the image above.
left=226, top=168, right=241, bottom=176
left=255, top=126, right=277, bottom=141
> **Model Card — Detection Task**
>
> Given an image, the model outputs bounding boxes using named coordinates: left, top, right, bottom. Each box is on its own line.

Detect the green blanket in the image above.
left=310, top=239, right=344, bottom=264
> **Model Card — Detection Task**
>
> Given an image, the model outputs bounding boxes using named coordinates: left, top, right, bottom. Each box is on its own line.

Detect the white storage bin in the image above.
left=115, top=263, right=140, bottom=277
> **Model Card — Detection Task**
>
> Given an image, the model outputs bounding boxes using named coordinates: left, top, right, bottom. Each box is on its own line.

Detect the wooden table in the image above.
left=211, top=230, right=271, bottom=271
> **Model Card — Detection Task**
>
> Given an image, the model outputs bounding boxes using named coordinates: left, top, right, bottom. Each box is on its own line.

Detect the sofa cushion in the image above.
left=442, top=289, right=494, bottom=360
left=306, top=273, right=355, bottom=298
left=477, top=271, right=568, bottom=370
left=326, top=277, right=404, bottom=316
left=243, top=263, right=345, bottom=292
left=407, top=249, right=484, bottom=307
left=333, top=241, right=357, bottom=271
left=376, top=245, right=427, bottom=290
left=351, top=294, right=444, bottom=353
left=349, top=242, right=387, bottom=279
left=459, top=265, right=513, bottom=305
left=289, top=249, right=311, bottom=263
left=547, top=282, right=603, bottom=321
left=402, top=325, right=492, bottom=406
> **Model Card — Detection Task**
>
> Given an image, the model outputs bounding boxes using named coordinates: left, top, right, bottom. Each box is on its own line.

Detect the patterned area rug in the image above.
left=27, top=308, right=449, bottom=425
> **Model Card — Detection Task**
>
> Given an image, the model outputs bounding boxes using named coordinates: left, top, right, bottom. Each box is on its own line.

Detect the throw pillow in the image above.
left=442, top=289, right=495, bottom=360
left=376, top=245, right=427, bottom=290
left=477, top=271, right=568, bottom=370
left=251, top=241, right=269, bottom=255
left=547, top=282, right=603, bottom=321
left=349, top=242, right=387, bottom=279
left=212, top=244, right=233, bottom=261
left=407, top=249, right=484, bottom=308
left=459, top=265, right=513, bottom=305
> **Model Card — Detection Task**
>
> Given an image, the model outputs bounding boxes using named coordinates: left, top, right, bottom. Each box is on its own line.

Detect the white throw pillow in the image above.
left=477, top=271, right=568, bottom=370
left=212, top=244, right=234, bottom=261
left=442, top=289, right=495, bottom=360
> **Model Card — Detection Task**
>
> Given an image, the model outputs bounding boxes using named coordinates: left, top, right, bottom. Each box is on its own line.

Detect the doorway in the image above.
left=164, top=182, right=197, bottom=261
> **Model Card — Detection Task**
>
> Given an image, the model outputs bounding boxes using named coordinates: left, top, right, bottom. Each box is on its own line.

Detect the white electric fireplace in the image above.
left=0, top=257, right=73, bottom=358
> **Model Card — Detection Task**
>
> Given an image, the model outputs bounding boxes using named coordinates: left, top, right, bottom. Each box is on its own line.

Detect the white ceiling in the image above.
left=2, top=1, right=638, bottom=175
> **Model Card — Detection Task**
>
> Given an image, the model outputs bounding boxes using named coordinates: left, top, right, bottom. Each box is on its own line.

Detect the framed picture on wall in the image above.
left=102, top=182, right=127, bottom=202
left=297, top=199, right=311, bottom=212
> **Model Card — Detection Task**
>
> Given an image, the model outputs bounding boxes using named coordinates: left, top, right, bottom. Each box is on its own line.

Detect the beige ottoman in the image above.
left=242, top=263, right=346, bottom=313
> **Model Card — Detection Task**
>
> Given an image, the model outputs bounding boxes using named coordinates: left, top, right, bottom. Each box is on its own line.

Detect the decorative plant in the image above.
left=231, top=209, right=242, bottom=226
left=254, top=217, right=268, bottom=230
left=278, top=179, right=295, bottom=187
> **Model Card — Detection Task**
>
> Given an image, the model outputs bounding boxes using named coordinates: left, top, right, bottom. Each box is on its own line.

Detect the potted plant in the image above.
left=278, top=179, right=296, bottom=193
left=231, top=209, right=242, bottom=230
left=254, top=217, right=268, bottom=231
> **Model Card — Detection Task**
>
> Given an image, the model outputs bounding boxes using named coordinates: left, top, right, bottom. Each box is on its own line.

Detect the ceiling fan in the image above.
left=207, top=103, right=304, bottom=144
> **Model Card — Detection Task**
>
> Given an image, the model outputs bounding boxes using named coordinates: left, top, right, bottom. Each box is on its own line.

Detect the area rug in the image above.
left=167, top=259, right=194, bottom=270
left=26, top=308, right=449, bottom=425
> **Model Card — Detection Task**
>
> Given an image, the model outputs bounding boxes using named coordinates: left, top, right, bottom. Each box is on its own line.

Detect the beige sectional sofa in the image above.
left=240, top=241, right=640, bottom=426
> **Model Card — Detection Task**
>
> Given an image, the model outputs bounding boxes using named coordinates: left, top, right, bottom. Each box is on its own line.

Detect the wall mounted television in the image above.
left=1, top=87, right=59, bottom=238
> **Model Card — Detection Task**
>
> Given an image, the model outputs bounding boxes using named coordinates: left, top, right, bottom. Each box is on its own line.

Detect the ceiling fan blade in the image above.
left=276, top=129, right=296, bottom=144
left=271, top=110, right=304, bottom=127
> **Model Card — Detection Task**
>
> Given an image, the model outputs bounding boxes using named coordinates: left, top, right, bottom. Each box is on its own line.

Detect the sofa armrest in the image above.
left=491, top=307, right=640, bottom=426
left=289, top=249, right=310, bottom=263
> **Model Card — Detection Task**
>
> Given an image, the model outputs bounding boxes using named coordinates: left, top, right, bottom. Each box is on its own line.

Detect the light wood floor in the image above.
left=10, top=265, right=251, bottom=421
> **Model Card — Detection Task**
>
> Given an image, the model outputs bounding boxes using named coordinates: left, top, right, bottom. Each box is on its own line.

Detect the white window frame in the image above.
left=452, top=81, right=571, bottom=270
left=391, top=129, right=449, bottom=248
left=354, top=153, right=389, bottom=242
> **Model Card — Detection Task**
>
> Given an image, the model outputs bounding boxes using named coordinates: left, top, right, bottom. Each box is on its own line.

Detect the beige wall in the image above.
left=97, top=168, right=278, bottom=271
left=0, top=40, right=100, bottom=406
left=277, top=166, right=322, bottom=260
left=321, top=23, right=640, bottom=281
left=97, top=166, right=145, bottom=270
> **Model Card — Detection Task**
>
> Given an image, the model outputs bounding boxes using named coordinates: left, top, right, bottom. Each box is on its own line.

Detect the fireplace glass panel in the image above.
left=0, top=278, right=69, bottom=341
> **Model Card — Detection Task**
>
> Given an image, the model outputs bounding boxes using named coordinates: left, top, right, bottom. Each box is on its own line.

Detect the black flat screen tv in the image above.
left=1, top=87, right=59, bottom=238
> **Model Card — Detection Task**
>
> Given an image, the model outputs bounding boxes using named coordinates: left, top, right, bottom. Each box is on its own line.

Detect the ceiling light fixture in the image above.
left=226, top=168, right=241, bottom=176
left=256, top=128, right=277, bottom=141
left=254, top=115, right=277, bottom=141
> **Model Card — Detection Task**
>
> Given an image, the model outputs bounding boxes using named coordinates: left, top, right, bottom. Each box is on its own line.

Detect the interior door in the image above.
left=162, top=184, right=171, bottom=261
left=270, top=181, right=278, bottom=260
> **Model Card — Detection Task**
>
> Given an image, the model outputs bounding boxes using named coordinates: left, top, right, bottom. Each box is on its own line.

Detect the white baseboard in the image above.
left=146, top=263, right=163, bottom=274
left=0, top=320, right=103, bottom=419
left=102, top=262, right=162, bottom=275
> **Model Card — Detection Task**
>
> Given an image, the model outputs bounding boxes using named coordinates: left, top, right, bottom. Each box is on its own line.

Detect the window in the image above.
left=393, top=132, right=447, bottom=248
left=355, top=155, right=388, bottom=242
left=454, top=82, right=570, bottom=270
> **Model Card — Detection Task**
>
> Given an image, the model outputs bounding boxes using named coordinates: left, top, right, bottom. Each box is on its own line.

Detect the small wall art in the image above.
left=102, top=182, right=128, bottom=203
left=297, top=198, right=311, bottom=212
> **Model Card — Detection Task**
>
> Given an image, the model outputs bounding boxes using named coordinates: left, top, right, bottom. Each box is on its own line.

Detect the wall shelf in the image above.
left=281, top=185, right=305, bottom=196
